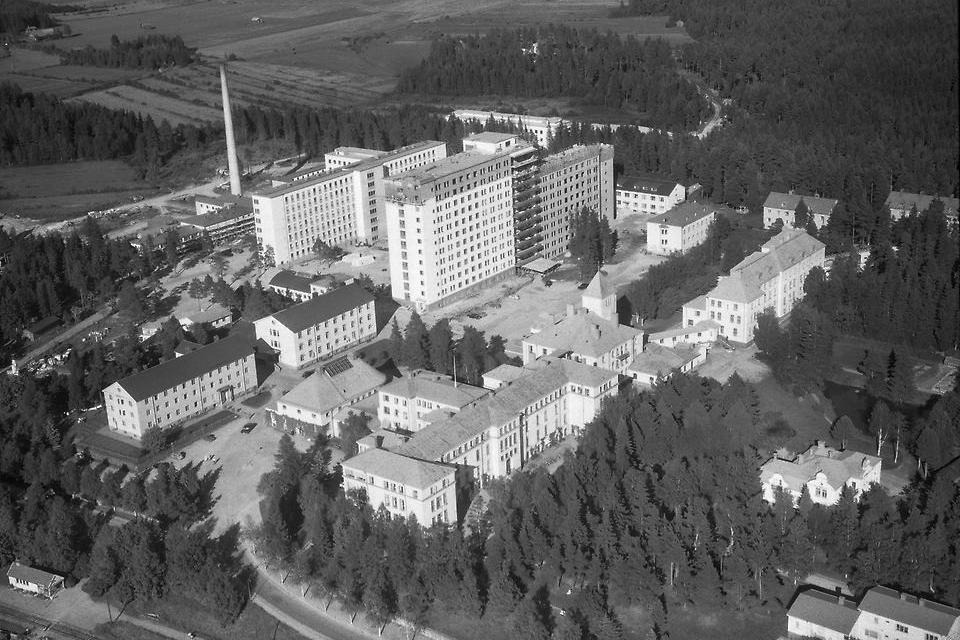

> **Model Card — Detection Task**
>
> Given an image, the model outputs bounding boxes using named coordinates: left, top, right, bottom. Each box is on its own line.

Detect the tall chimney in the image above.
left=219, top=64, right=242, bottom=196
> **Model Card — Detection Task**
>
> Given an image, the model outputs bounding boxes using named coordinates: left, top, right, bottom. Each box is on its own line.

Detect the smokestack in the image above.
left=219, top=64, right=242, bottom=196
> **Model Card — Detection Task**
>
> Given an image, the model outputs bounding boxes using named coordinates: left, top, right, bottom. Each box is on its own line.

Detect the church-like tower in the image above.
left=581, top=270, right=616, bottom=322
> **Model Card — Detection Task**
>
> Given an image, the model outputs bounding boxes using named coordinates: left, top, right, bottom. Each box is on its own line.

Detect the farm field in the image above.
left=0, top=49, right=146, bottom=97
left=70, top=83, right=223, bottom=125
left=0, top=160, right=156, bottom=222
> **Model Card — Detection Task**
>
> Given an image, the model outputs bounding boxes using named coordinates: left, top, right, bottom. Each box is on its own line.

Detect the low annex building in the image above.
left=254, top=283, right=376, bottom=369
left=266, top=270, right=335, bottom=302
left=787, top=586, right=960, bottom=640
left=646, top=201, right=724, bottom=256
left=271, top=355, right=385, bottom=437
left=760, top=441, right=881, bottom=506
left=627, top=343, right=706, bottom=386
left=763, top=191, right=839, bottom=229
left=102, top=334, right=258, bottom=439
left=615, top=175, right=686, bottom=217
left=681, top=228, right=825, bottom=343
left=7, top=562, right=65, bottom=599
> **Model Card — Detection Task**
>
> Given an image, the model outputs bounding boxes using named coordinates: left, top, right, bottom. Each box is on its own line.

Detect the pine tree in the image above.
left=428, top=319, right=454, bottom=373
left=402, top=312, right=431, bottom=370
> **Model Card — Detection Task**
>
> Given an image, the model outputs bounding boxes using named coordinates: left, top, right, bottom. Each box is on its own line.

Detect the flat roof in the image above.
left=391, top=150, right=503, bottom=186
left=181, top=207, right=252, bottom=228
left=113, top=333, right=254, bottom=401
left=264, top=283, right=374, bottom=333
left=254, top=167, right=351, bottom=199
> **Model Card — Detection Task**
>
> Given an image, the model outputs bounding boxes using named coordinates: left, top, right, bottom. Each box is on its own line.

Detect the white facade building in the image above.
left=253, top=142, right=446, bottom=264
left=760, top=441, right=881, bottom=506
left=254, top=283, right=376, bottom=369
left=452, top=109, right=564, bottom=148
left=616, top=175, right=685, bottom=216
left=646, top=202, right=720, bottom=255
left=384, top=151, right=516, bottom=311
left=342, top=448, right=457, bottom=526
left=538, top=144, right=615, bottom=259
left=102, top=334, right=257, bottom=439
left=680, top=228, right=825, bottom=343
left=763, top=191, right=839, bottom=229
left=787, top=586, right=960, bottom=640
left=378, top=370, right=489, bottom=433
left=885, top=190, right=959, bottom=224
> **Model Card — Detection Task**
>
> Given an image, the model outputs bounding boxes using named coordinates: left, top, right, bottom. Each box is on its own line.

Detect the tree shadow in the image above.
left=196, top=465, right=223, bottom=519
left=153, top=293, right=181, bottom=317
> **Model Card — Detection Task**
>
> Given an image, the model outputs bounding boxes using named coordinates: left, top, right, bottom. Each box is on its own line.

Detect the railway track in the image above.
left=0, top=601, right=102, bottom=640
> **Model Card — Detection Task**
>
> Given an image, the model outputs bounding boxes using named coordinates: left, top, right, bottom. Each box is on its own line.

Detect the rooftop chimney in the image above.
left=219, top=64, right=242, bottom=197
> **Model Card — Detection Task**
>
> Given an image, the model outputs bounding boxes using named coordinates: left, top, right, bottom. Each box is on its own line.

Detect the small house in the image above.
left=7, top=561, right=65, bottom=598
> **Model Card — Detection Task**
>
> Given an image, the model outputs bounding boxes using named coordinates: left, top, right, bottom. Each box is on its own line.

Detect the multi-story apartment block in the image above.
left=763, top=191, right=839, bottom=229
left=452, top=109, right=564, bottom=148
left=271, top=355, right=385, bottom=437
left=615, top=175, right=685, bottom=216
left=102, top=334, right=257, bottom=439
left=646, top=202, right=721, bottom=255
left=341, top=447, right=457, bottom=526
left=681, top=228, right=825, bottom=343
left=788, top=586, right=960, bottom=640
left=761, top=441, right=881, bottom=506
left=384, top=151, right=516, bottom=311
left=253, top=283, right=376, bottom=369
left=378, top=370, right=489, bottom=433
left=462, top=132, right=544, bottom=264
left=253, top=141, right=446, bottom=264
left=885, top=190, right=959, bottom=224
left=538, top=144, right=615, bottom=259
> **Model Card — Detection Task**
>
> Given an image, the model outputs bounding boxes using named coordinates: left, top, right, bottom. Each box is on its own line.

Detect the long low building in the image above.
left=102, top=334, right=257, bottom=439
left=254, top=282, right=376, bottom=369
left=885, top=190, right=959, bottom=223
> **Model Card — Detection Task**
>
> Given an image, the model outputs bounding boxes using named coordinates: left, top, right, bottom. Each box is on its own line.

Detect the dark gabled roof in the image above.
left=114, top=333, right=254, bottom=401
left=858, top=586, right=960, bottom=635
left=7, top=562, right=64, bottom=587
left=787, top=588, right=859, bottom=634
left=266, top=283, right=374, bottom=333
left=268, top=270, right=317, bottom=293
left=616, top=174, right=682, bottom=195
left=648, top=202, right=725, bottom=227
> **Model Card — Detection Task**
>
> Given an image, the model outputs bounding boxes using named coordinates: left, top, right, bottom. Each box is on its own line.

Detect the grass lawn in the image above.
left=119, top=595, right=306, bottom=640
left=426, top=609, right=514, bottom=640
left=752, top=375, right=833, bottom=453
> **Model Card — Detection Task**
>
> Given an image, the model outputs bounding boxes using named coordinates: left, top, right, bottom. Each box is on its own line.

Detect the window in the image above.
left=895, top=625, right=908, bottom=634
left=925, top=634, right=939, bottom=640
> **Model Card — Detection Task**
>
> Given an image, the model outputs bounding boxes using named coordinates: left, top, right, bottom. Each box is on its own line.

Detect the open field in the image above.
left=0, top=48, right=146, bottom=97
left=0, top=160, right=157, bottom=221
left=71, top=83, right=223, bottom=125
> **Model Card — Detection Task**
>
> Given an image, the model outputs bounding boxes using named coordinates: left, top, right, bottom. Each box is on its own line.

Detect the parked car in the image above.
left=177, top=451, right=186, bottom=460
left=204, top=434, right=216, bottom=442
left=241, top=422, right=256, bottom=434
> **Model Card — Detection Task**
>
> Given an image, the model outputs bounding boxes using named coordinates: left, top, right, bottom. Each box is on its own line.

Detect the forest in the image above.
left=0, top=0, right=63, bottom=34
left=608, top=0, right=958, bottom=214
left=248, top=372, right=960, bottom=639
left=398, top=26, right=710, bottom=131
left=55, top=34, right=197, bottom=69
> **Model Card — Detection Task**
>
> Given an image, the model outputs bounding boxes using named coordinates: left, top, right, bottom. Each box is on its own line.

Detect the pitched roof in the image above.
left=6, top=562, right=64, bottom=587
left=763, top=192, right=838, bottom=216
left=483, top=363, right=526, bottom=385
left=379, top=371, right=488, bottom=408
left=268, top=270, right=318, bottom=294
left=265, top=283, right=374, bottom=333
left=787, top=589, right=859, bottom=634
left=583, top=270, right=613, bottom=301
left=395, top=358, right=616, bottom=460
left=858, top=586, right=960, bottom=634
left=342, top=447, right=454, bottom=490
left=649, top=319, right=720, bottom=342
left=280, top=357, right=386, bottom=415
left=114, top=333, right=254, bottom=401
left=181, top=303, right=232, bottom=325
left=884, top=191, right=959, bottom=216
left=648, top=202, right=722, bottom=227
left=709, top=229, right=824, bottom=303
left=616, top=174, right=681, bottom=195
left=628, top=343, right=699, bottom=377
left=525, top=311, right=641, bottom=359
left=760, top=442, right=881, bottom=492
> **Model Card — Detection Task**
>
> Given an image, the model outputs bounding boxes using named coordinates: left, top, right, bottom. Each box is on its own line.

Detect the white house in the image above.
left=626, top=343, right=707, bottom=386
left=615, top=175, right=685, bottom=217
left=763, top=191, right=839, bottom=229
left=787, top=585, right=960, bottom=640
left=645, top=202, right=720, bottom=255
left=6, top=562, right=65, bottom=599
left=760, top=441, right=881, bottom=506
